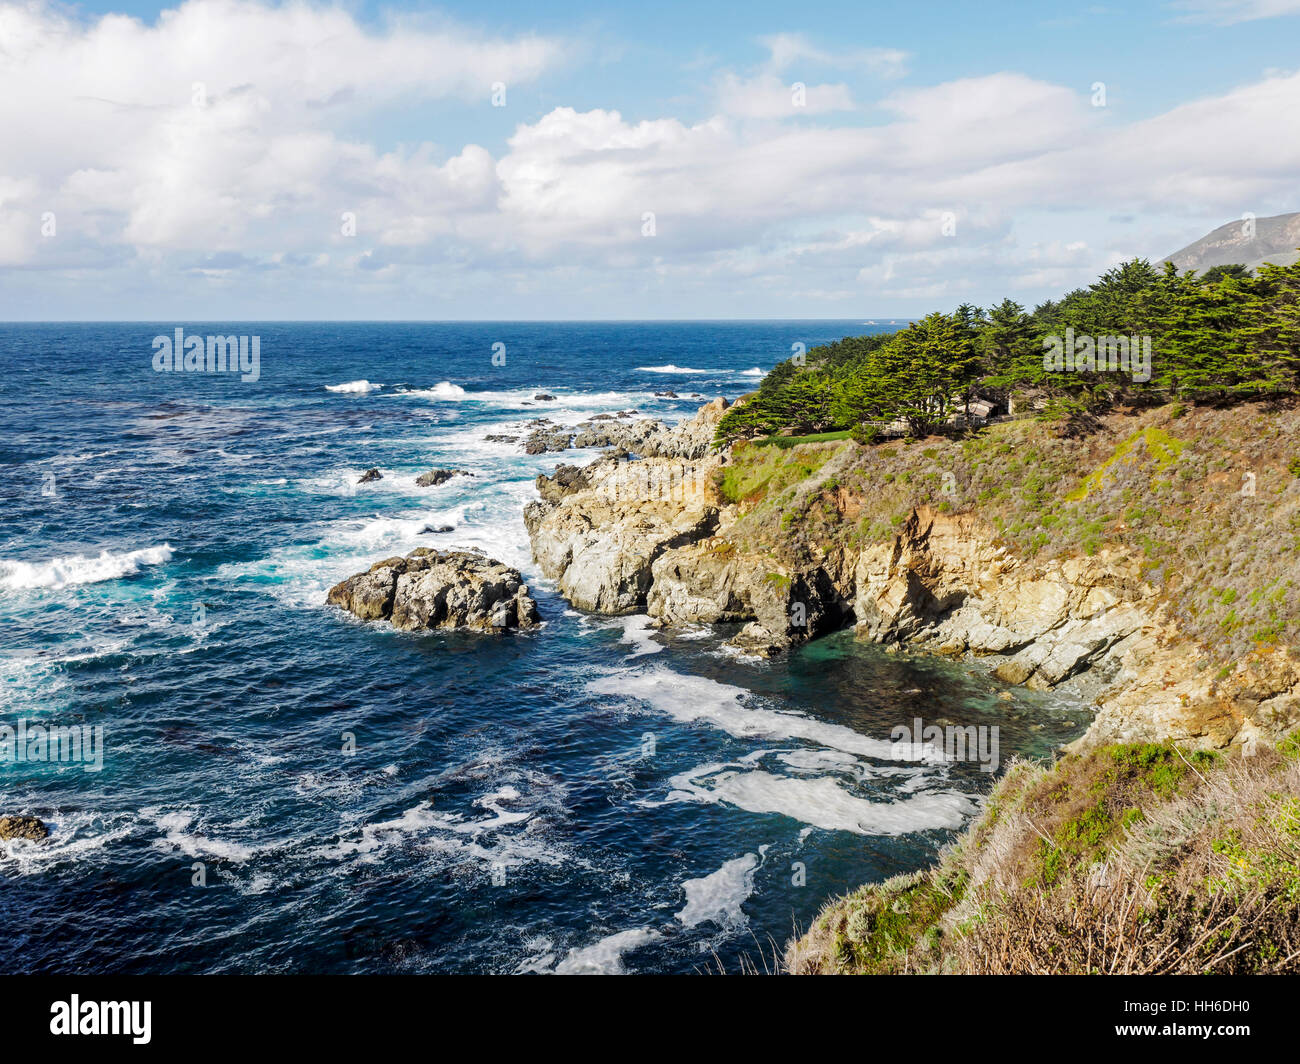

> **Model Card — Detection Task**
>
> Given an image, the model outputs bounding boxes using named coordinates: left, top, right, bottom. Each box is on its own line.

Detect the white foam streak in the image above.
left=0, top=544, right=174, bottom=590
left=675, top=852, right=760, bottom=930
left=586, top=666, right=944, bottom=763
left=553, top=928, right=661, bottom=975
left=668, top=764, right=977, bottom=835
left=325, top=379, right=382, bottom=393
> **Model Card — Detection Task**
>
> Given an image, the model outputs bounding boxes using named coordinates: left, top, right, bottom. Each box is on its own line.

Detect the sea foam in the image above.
left=325, top=379, right=382, bottom=393
left=0, top=544, right=174, bottom=590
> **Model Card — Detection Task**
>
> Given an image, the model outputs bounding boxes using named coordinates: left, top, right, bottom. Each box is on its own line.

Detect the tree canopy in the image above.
left=717, top=257, right=1300, bottom=443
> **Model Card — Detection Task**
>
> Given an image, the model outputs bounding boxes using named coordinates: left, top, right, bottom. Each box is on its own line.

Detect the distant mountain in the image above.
left=1162, top=212, right=1300, bottom=273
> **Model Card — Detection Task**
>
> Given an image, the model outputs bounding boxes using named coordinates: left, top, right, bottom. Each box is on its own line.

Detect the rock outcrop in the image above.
left=327, top=549, right=541, bottom=632
left=357, top=467, right=382, bottom=484
left=525, top=454, right=722, bottom=613
left=0, top=815, right=49, bottom=841
left=647, top=542, right=849, bottom=655
left=524, top=399, right=737, bottom=615
left=415, top=468, right=472, bottom=488
left=518, top=397, right=730, bottom=457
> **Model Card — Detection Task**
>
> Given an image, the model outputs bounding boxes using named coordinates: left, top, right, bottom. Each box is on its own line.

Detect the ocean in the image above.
left=0, top=321, right=1088, bottom=974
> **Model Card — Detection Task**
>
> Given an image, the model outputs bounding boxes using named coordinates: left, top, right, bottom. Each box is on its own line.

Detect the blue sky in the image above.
left=1, top=0, right=1298, bottom=319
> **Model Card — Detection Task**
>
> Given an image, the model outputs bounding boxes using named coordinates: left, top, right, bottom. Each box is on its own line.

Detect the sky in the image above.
left=0, top=0, right=1298, bottom=320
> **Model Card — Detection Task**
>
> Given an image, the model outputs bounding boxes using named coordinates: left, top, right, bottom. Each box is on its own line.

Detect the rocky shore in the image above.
left=523, top=397, right=1300, bottom=753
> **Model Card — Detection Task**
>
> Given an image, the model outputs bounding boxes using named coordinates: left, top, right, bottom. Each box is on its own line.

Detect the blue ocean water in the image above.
left=0, top=322, right=1088, bottom=974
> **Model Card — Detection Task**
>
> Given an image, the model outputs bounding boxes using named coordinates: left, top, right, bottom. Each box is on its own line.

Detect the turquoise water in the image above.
left=0, top=322, right=1088, bottom=973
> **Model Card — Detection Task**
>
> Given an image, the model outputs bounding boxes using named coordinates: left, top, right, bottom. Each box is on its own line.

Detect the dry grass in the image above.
left=788, top=736, right=1300, bottom=974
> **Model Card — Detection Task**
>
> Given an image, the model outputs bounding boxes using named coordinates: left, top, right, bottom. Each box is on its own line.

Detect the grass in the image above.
left=717, top=439, right=840, bottom=506
left=787, top=737, right=1300, bottom=974
left=751, top=430, right=851, bottom=449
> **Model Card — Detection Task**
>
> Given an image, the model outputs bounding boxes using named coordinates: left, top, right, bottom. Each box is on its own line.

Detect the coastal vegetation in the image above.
left=787, top=736, right=1300, bottom=973
left=717, top=257, right=1300, bottom=443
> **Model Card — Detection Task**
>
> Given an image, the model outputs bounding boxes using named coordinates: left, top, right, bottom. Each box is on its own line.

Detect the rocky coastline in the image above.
left=522, top=397, right=1300, bottom=753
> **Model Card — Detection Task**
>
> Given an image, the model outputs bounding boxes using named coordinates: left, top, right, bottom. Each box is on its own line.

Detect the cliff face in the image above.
left=524, top=399, right=1300, bottom=752
left=851, top=506, right=1299, bottom=751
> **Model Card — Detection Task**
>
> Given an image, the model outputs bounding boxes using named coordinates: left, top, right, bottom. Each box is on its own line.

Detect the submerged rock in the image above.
left=415, top=468, right=472, bottom=488
left=327, top=548, right=541, bottom=632
left=357, top=467, right=383, bottom=484
left=0, top=815, right=49, bottom=841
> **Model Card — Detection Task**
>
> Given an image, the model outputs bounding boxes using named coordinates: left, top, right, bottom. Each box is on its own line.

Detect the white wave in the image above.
left=586, top=666, right=945, bottom=763
left=150, top=810, right=260, bottom=863
left=0, top=544, right=174, bottom=590
left=315, top=781, right=571, bottom=878
left=396, top=386, right=655, bottom=415
left=617, top=615, right=662, bottom=658
left=325, top=379, right=382, bottom=394
left=554, top=928, right=661, bottom=975
left=775, top=748, right=925, bottom=782
left=738, top=367, right=765, bottom=377
left=636, top=364, right=709, bottom=374
left=0, top=810, right=137, bottom=876
left=216, top=474, right=536, bottom=610
left=675, top=852, right=761, bottom=930
left=399, top=380, right=467, bottom=400
left=667, top=763, right=977, bottom=836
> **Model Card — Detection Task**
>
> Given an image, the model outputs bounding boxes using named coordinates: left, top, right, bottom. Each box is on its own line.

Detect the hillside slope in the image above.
left=1162, top=211, right=1300, bottom=273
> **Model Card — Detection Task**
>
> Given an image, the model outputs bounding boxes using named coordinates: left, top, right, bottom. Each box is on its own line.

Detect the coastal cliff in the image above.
left=524, top=396, right=1300, bottom=974
left=525, top=397, right=1300, bottom=754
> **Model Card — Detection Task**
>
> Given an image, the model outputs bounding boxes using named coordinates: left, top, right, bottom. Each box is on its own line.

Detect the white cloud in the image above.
left=1170, top=0, right=1300, bottom=24
left=715, top=72, right=855, bottom=118
left=0, top=0, right=564, bottom=264
left=2, top=0, right=1299, bottom=316
left=758, top=32, right=908, bottom=79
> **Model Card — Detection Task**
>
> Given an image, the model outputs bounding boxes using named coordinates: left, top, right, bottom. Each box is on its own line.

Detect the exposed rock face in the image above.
left=0, top=815, right=49, bottom=841
left=525, top=454, right=721, bottom=613
left=639, top=396, right=731, bottom=459
left=571, top=419, right=664, bottom=452
left=647, top=542, right=849, bottom=655
left=534, top=464, right=591, bottom=504
left=849, top=506, right=1300, bottom=751
left=357, top=468, right=382, bottom=484
left=415, top=468, right=472, bottom=488
left=518, top=398, right=729, bottom=457
left=853, top=508, right=1148, bottom=679
left=523, top=399, right=1300, bottom=749
left=524, top=427, right=576, bottom=454
left=1162, top=211, right=1300, bottom=273
left=524, top=400, right=739, bottom=614
left=327, top=549, right=541, bottom=632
